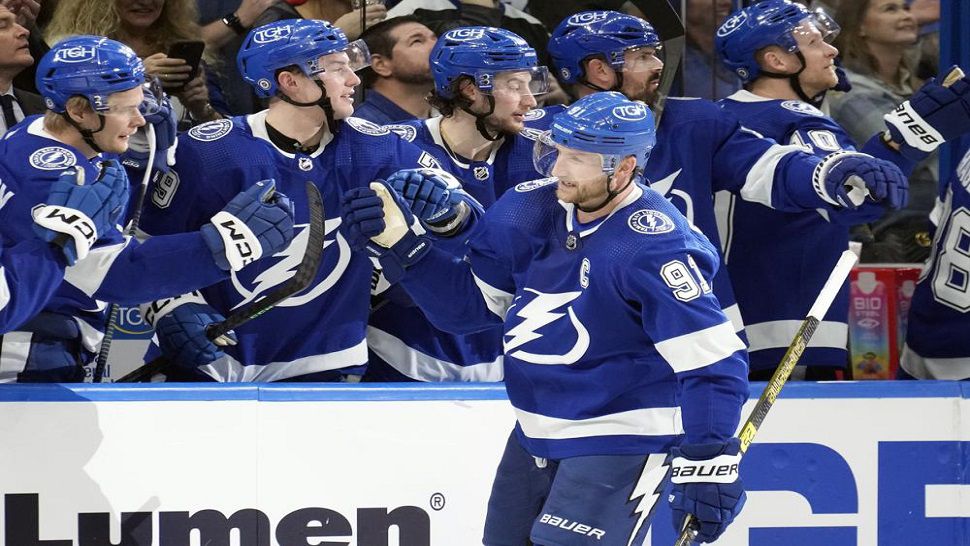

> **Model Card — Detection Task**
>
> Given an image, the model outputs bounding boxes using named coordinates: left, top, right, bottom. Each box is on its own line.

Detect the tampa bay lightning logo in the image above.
left=612, top=103, right=649, bottom=122
left=253, top=25, right=291, bottom=44
left=504, top=288, right=590, bottom=365
left=717, top=11, right=747, bottom=37
left=445, top=28, right=486, bottom=41
left=523, top=109, right=546, bottom=122
left=514, top=178, right=557, bottom=192
left=518, top=127, right=545, bottom=142
left=386, top=123, right=418, bottom=142
left=781, top=100, right=825, bottom=117
left=29, top=146, right=76, bottom=170
left=567, top=11, right=609, bottom=26
left=53, top=45, right=97, bottom=63
left=188, top=119, right=233, bottom=142
left=628, top=209, right=675, bottom=235
left=231, top=217, right=349, bottom=308
left=346, top=117, right=390, bottom=136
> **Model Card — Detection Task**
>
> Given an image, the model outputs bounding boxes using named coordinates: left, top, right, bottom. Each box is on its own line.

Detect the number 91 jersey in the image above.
left=901, top=146, right=970, bottom=380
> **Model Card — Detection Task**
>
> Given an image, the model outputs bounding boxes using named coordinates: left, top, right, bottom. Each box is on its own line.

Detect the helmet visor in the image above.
left=136, top=77, right=165, bottom=117
left=308, top=40, right=372, bottom=77
left=621, top=45, right=664, bottom=73
left=533, top=131, right=614, bottom=179
left=790, top=8, right=840, bottom=48
left=479, top=66, right=551, bottom=97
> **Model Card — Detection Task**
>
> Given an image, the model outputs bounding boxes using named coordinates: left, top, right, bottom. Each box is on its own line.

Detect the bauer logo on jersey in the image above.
left=612, top=103, right=649, bottom=122
left=345, top=117, right=390, bottom=136
left=628, top=209, right=675, bottom=235
left=29, top=147, right=76, bottom=171
left=53, top=45, right=97, bottom=63
left=781, top=100, right=824, bottom=117
left=386, top=124, right=417, bottom=142
left=514, top=178, right=557, bottom=192
left=445, top=28, right=486, bottom=41
left=717, top=12, right=747, bottom=37
left=253, top=25, right=292, bottom=44
left=188, top=119, right=233, bottom=142
left=567, top=11, right=609, bottom=26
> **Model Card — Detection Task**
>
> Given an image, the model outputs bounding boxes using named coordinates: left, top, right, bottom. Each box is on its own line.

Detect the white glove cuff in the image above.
left=670, top=452, right=742, bottom=485
left=209, top=210, right=263, bottom=271
left=813, top=151, right=870, bottom=208
left=31, top=204, right=98, bottom=262
left=884, top=101, right=945, bottom=153
left=140, top=290, right=208, bottom=328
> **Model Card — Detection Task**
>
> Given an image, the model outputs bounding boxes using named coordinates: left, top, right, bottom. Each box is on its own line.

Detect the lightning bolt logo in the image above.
left=626, top=454, right=669, bottom=546
left=503, top=288, right=589, bottom=365
left=230, top=217, right=348, bottom=309
left=650, top=169, right=694, bottom=223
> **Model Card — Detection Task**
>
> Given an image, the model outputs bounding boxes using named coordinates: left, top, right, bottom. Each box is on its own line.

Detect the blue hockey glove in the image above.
left=155, top=302, right=237, bottom=369
left=885, top=65, right=970, bottom=159
left=123, top=89, right=178, bottom=173
left=833, top=63, right=852, bottom=93
left=669, top=438, right=747, bottom=544
left=201, top=180, right=295, bottom=271
left=340, top=181, right=432, bottom=283
left=385, top=168, right=469, bottom=233
left=31, top=161, right=130, bottom=266
left=813, top=151, right=908, bottom=210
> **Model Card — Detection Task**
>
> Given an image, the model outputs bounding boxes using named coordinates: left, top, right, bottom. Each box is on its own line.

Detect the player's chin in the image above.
left=105, top=135, right=131, bottom=154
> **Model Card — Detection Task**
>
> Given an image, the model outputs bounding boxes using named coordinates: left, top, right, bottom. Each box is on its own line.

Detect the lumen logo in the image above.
left=4, top=493, right=431, bottom=546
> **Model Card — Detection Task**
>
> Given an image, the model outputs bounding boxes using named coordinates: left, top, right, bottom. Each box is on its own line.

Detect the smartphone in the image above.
left=165, top=40, right=205, bottom=92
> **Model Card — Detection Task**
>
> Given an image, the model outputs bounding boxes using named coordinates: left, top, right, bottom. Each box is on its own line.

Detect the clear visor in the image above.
left=788, top=9, right=841, bottom=50
left=97, top=77, right=164, bottom=117
left=307, top=39, right=372, bottom=76
left=534, top=131, right=617, bottom=179
left=478, top=66, right=551, bottom=97
left=621, top=45, right=664, bottom=73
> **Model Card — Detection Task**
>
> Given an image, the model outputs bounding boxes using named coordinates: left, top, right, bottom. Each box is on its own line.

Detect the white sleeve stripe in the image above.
left=367, top=326, right=504, bottom=382
left=515, top=406, right=684, bottom=440
left=739, top=143, right=805, bottom=207
left=472, top=273, right=514, bottom=319
left=655, top=320, right=746, bottom=373
left=0, top=267, right=10, bottom=313
left=745, top=319, right=847, bottom=353
left=62, top=239, right=131, bottom=297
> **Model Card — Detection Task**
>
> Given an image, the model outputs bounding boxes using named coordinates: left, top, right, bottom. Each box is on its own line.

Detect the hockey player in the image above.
left=365, top=26, right=550, bottom=382
left=715, top=0, right=970, bottom=377
left=544, top=10, right=908, bottom=338
left=901, top=145, right=970, bottom=380
left=343, top=92, right=748, bottom=545
left=138, top=19, right=459, bottom=382
left=0, top=36, right=295, bottom=382
left=0, top=164, right=128, bottom=334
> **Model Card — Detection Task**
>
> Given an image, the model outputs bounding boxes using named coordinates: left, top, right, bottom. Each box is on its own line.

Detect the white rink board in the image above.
left=0, top=382, right=967, bottom=546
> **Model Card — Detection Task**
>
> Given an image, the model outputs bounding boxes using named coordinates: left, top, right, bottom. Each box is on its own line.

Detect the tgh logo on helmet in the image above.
left=254, top=25, right=292, bottom=44
left=567, top=12, right=609, bottom=26
left=612, top=103, right=649, bottom=122
left=717, top=12, right=747, bottom=37
left=446, top=28, right=486, bottom=41
left=53, top=45, right=97, bottom=63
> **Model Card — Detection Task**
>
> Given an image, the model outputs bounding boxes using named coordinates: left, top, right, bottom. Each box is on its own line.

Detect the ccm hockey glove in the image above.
left=201, top=180, right=295, bottom=271
left=669, top=438, right=747, bottom=544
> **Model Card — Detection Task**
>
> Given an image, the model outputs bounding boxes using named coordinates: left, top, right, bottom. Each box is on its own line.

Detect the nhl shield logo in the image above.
left=474, top=166, right=489, bottom=180
left=299, top=157, right=313, bottom=171
left=628, top=209, right=675, bottom=235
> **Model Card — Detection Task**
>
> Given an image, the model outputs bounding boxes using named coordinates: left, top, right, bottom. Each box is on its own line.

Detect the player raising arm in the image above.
left=343, top=92, right=748, bottom=545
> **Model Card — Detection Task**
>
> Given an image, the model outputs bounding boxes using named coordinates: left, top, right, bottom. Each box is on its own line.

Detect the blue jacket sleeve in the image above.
left=0, top=239, right=67, bottom=333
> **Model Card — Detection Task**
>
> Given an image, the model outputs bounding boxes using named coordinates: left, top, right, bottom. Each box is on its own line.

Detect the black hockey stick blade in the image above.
left=634, top=0, right=685, bottom=128
left=673, top=250, right=858, bottom=546
left=117, top=181, right=326, bottom=383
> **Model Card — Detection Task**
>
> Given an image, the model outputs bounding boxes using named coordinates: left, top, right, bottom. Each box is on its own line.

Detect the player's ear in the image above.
left=613, top=155, right=638, bottom=186
left=66, top=96, right=95, bottom=124
left=276, top=68, right=301, bottom=96
left=457, top=77, right=480, bottom=103
left=757, top=46, right=791, bottom=74
left=584, top=58, right=613, bottom=88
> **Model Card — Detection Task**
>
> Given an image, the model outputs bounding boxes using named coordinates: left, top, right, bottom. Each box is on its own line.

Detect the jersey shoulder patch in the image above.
left=344, top=117, right=391, bottom=136
left=780, top=100, right=825, bottom=117
left=627, top=209, right=676, bottom=235
left=523, top=109, right=546, bottom=121
left=188, top=119, right=234, bottom=142
left=29, top=146, right=77, bottom=171
left=385, top=123, right=418, bottom=142
left=514, top=178, right=557, bottom=192
left=518, top=127, right=545, bottom=142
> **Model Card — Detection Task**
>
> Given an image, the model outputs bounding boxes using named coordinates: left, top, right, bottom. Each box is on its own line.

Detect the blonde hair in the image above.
left=46, top=0, right=214, bottom=64
left=43, top=97, right=92, bottom=132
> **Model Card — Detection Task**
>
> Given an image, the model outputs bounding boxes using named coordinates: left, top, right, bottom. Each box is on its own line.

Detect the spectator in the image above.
left=0, top=4, right=43, bottom=137
left=47, top=0, right=228, bottom=128
left=355, top=15, right=436, bottom=124
left=3, top=0, right=47, bottom=93
left=829, top=0, right=936, bottom=262
left=684, top=0, right=739, bottom=99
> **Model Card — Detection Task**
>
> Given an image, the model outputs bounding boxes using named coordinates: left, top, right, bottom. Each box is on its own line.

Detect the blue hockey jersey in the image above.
left=396, top=180, right=748, bottom=458
left=0, top=117, right=228, bottom=378
left=140, top=113, right=441, bottom=381
left=0, top=239, right=65, bottom=334
left=901, top=145, right=970, bottom=379
left=717, top=90, right=910, bottom=370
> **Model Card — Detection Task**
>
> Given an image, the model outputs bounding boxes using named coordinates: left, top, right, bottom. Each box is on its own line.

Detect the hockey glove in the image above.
left=123, top=88, right=178, bottom=173
left=885, top=65, right=970, bottom=160
left=31, top=161, right=130, bottom=266
left=386, top=168, right=470, bottom=235
left=201, top=180, right=296, bottom=271
left=813, top=151, right=908, bottom=210
left=833, top=62, right=852, bottom=93
left=154, top=302, right=237, bottom=369
left=340, top=181, right=432, bottom=283
left=669, top=438, right=747, bottom=544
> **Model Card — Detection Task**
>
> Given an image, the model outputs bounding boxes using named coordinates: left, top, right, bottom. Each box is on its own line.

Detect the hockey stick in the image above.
left=673, top=249, right=858, bottom=546
left=93, top=123, right=157, bottom=383
left=633, top=0, right=685, bottom=127
left=116, top=180, right=326, bottom=382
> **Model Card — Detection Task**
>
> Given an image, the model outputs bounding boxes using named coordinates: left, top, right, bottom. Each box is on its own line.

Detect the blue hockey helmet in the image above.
left=548, top=11, right=661, bottom=85
left=534, top=91, right=656, bottom=178
left=238, top=19, right=371, bottom=98
left=429, top=26, right=550, bottom=99
left=715, top=0, right=840, bottom=83
left=36, top=36, right=146, bottom=113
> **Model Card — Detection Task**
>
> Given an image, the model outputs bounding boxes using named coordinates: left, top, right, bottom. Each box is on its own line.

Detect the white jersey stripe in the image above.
left=473, top=273, right=514, bottom=319
left=0, top=267, right=10, bottom=314
left=654, top=320, right=745, bottom=373
left=0, top=331, right=32, bottom=383
left=63, top=239, right=131, bottom=297
left=366, top=326, right=504, bottom=382
left=198, top=338, right=368, bottom=382
left=900, top=344, right=970, bottom=380
left=515, top=405, right=684, bottom=441
left=739, top=142, right=805, bottom=207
